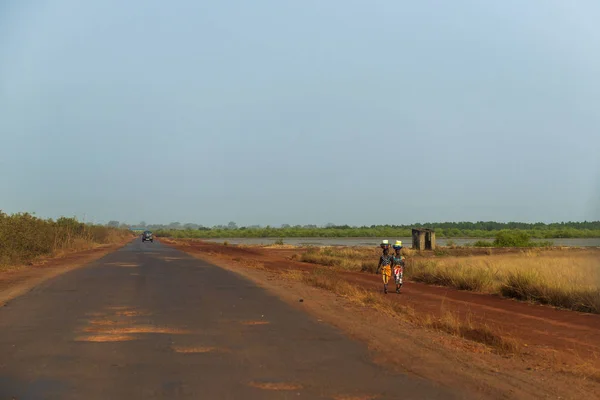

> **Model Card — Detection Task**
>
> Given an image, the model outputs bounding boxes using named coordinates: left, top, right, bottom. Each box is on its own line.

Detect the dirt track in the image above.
left=166, top=240, right=600, bottom=371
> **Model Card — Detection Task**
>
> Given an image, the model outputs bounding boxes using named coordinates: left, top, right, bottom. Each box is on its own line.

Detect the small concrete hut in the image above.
left=412, top=228, right=436, bottom=251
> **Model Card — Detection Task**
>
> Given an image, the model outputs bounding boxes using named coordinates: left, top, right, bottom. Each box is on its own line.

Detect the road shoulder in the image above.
left=0, top=240, right=132, bottom=306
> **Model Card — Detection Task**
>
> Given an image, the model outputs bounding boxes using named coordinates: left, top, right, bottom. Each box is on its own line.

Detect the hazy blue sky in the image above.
left=1, top=0, right=599, bottom=226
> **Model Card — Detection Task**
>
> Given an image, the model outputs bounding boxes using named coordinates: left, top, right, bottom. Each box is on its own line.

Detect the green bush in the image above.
left=445, top=239, right=457, bottom=248
left=493, top=231, right=553, bottom=248
left=494, top=230, right=532, bottom=247
left=473, top=240, right=494, bottom=247
left=0, top=211, right=132, bottom=266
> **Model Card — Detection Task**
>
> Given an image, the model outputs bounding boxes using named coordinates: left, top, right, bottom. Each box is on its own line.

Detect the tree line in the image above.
left=123, top=220, right=600, bottom=239
left=114, top=220, right=600, bottom=232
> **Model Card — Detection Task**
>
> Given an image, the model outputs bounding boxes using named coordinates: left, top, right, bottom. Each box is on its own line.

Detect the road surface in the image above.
left=0, top=240, right=461, bottom=399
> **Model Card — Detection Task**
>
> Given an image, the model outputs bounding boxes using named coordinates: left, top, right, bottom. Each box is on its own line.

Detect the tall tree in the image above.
left=227, top=221, right=238, bottom=230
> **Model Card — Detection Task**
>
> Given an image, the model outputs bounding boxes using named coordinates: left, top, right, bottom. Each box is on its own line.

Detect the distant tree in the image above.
left=119, top=223, right=129, bottom=229
left=107, top=220, right=120, bottom=228
left=183, top=223, right=199, bottom=230
left=325, top=223, right=335, bottom=228
left=281, top=224, right=291, bottom=229
left=227, top=221, right=238, bottom=230
left=334, top=224, right=352, bottom=229
left=138, top=221, right=147, bottom=228
left=168, top=222, right=182, bottom=229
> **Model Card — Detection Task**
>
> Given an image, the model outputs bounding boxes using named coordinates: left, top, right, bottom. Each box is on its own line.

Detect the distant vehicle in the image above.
left=141, top=231, right=154, bottom=243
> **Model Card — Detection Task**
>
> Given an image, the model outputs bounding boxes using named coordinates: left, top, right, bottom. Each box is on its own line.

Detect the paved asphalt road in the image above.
left=0, top=240, right=462, bottom=399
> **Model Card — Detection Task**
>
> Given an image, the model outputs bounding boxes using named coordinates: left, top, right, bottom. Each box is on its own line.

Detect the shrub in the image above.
left=469, top=231, right=553, bottom=248
left=0, top=211, right=132, bottom=266
left=494, top=230, right=532, bottom=247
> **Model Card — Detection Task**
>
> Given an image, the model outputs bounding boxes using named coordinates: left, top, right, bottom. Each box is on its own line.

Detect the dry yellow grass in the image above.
left=280, top=269, right=305, bottom=281
left=300, top=246, right=412, bottom=273
left=230, top=258, right=266, bottom=270
left=302, top=267, right=520, bottom=354
left=410, top=250, right=600, bottom=313
left=299, top=246, right=600, bottom=314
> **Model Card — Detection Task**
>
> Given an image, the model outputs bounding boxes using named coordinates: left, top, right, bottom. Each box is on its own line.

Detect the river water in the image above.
left=204, top=237, right=600, bottom=248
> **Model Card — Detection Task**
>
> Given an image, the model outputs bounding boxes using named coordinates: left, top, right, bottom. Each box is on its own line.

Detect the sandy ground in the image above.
left=163, top=238, right=600, bottom=400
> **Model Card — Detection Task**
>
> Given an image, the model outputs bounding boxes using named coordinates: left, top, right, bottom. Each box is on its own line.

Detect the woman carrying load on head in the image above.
left=376, top=240, right=392, bottom=294
left=391, top=240, right=406, bottom=294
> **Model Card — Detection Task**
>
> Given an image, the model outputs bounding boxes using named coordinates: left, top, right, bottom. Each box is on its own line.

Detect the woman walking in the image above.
left=376, top=240, right=393, bottom=294
left=391, top=240, right=406, bottom=293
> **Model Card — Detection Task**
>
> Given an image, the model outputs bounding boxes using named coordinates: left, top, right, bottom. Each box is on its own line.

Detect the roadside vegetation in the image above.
left=298, top=246, right=413, bottom=273
left=0, top=211, right=133, bottom=266
left=409, top=253, right=600, bottom=313
left=296, top=232, right=600, bottom=314
left=302, top=267, right=520, bottom=354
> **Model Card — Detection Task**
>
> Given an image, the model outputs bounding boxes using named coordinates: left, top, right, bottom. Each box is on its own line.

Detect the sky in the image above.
left=1, top=0, right=599, bottom=226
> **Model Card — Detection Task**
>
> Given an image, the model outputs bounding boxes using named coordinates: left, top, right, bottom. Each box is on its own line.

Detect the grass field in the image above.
left=0, top=212, right=133, bottom=267
left=410, top=250, right=600, bottom=313
left=298, top=246, right=600, bottom=314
